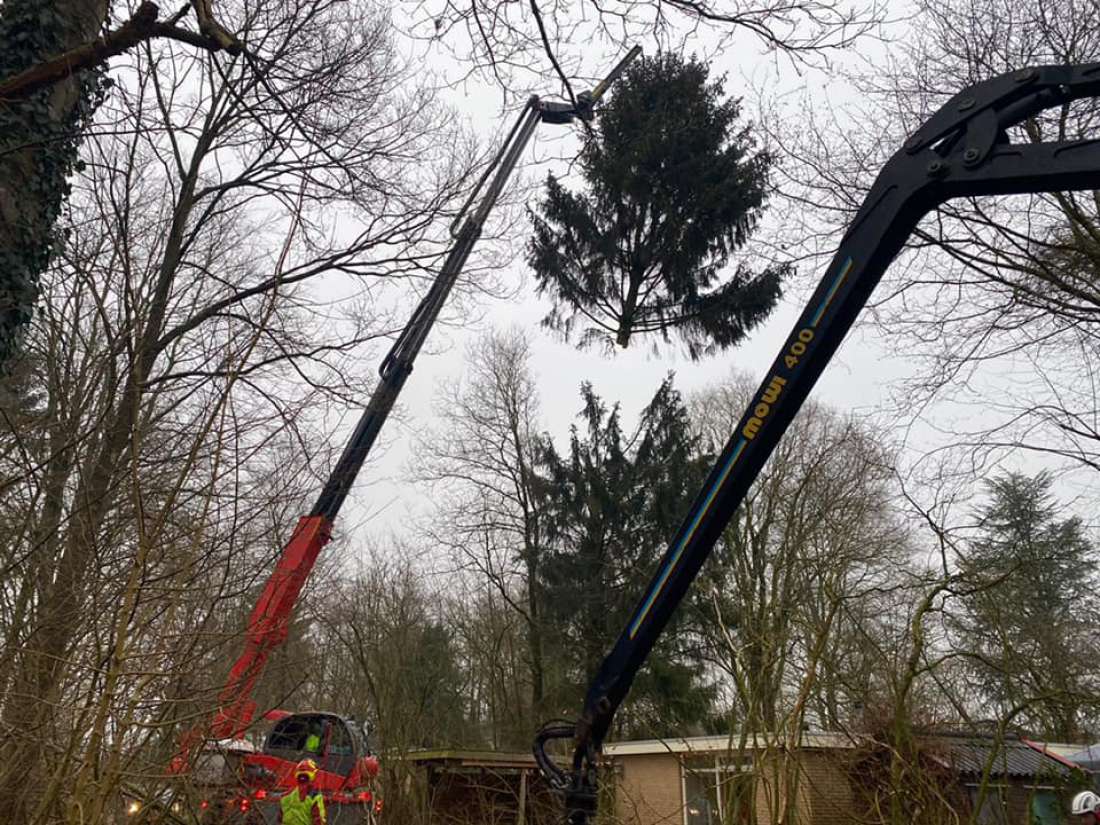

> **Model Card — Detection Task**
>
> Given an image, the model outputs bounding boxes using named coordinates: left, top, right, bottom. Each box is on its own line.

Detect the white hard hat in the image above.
left=1072, top=791, right=1100, bottom=816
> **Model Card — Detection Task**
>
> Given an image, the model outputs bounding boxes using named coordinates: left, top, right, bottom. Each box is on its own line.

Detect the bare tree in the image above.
left=0, top=0, right=249, bottom=369
left=0, top=136, right=329, bottom=822
left=449, top=587, right=535, bottom=750
left=0, top=0, right=479, bottom=818
left=777, top=0, right=1100, bottom=481
left=413, top=327, right=549, bottom=744
left=690, top=373, right=909, bottom=734
left=311, top=549, right=474, bottom=823
left=314, top=550, right=472, bottom=750
left=825, top=468, right=1098, bottom=825
left=409, top=0, right=882, bottom=103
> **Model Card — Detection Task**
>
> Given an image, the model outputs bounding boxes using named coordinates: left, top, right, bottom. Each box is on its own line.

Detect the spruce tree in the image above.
left=535, top=377, right=716, bottom=737
left=527, top=52, right=788, bottom=360
left=952, top=472, right=1099, bottom=739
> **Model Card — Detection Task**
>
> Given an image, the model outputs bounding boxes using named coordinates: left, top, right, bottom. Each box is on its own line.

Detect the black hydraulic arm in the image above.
left=309, top=47, right=641, bottom=523
left=535, top=62, right=1100, bottom=824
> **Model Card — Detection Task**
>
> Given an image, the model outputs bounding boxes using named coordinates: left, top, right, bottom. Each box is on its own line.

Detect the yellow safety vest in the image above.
left=280, top=787, right=326, bottom=825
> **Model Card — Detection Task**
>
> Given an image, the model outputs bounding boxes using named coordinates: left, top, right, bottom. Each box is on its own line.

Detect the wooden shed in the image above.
left=407, top=749, right=562, bottom=825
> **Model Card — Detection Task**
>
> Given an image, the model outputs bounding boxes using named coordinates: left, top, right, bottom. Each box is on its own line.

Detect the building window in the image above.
left=968, top=785, right=1009, bottom=825
left=1029, top=789, right=1065, bottom=825
left=683, top=756, right=753, bottom=825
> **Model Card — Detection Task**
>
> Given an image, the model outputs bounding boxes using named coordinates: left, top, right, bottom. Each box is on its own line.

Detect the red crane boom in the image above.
left=167, top=48, right=642, bottom=790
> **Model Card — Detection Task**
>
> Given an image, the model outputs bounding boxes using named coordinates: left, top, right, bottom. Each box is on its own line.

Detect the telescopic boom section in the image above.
left=535, top=62, right=1100, bottom=824
left=177, top=47, right=642, bottom=760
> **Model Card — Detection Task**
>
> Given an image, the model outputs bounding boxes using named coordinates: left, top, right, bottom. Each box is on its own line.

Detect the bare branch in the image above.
left=0, top=2, right=241, bottom=102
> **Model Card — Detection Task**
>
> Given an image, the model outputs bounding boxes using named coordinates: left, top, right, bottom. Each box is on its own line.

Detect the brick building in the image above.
left=604, top=732, right=855, bottom=825
left=602, top=732, right=1082, bottom=825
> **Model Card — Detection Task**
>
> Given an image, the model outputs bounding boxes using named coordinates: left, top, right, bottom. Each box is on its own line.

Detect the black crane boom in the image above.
left=535, top=61, right=1100, bottom=825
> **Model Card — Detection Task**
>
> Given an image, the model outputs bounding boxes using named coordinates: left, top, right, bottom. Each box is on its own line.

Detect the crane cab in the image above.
left=261, top=712, right=375, bottom=781
left=238, top=711, right=381, bottom=823
left=160, top=715, right=378, bottom=824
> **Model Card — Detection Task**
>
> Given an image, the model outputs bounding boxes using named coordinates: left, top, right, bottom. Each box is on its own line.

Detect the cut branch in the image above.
left=0, top=1, right=241, bottom=102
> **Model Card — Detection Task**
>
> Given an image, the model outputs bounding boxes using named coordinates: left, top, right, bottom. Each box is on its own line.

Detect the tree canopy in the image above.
left=527, top=52, right=789, bottom=360
left=952, top=471, right=1099, bottom=739
left=535, top=377, right=717, bottom=737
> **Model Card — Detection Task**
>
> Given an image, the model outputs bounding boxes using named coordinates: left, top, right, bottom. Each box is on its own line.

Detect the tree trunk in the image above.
left=0, top=0, right=110, bottom=366
left=0, top=121, right=207, bottom=819
left=615, top=272, right=642, bottom=348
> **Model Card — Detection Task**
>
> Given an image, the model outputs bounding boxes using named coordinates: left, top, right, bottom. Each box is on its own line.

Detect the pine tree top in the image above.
left=527, top=51, right=790, bottom=360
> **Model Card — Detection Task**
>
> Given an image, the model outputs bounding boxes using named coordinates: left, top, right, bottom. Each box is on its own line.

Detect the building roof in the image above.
left=405, top=749, right=547, bottom=770
left=603, top=731, right=860, bottom=756
left=1061, top=743, right=1100, bottom=770
left=923, top=734, right=1078, bottom=781
left=604, top=731, right=1080, bottom=781
left=1036, top=742, right=1090, bottom=759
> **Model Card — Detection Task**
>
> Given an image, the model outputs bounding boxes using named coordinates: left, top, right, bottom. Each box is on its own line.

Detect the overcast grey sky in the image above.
left=323, top=2, right=1098, bottom=554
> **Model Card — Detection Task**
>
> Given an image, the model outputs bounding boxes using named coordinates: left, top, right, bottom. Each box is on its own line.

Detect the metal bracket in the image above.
left=905, top=63, right=1100, bottom=162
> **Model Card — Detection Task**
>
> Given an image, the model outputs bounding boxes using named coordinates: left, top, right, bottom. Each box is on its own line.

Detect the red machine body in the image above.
left=212, top=516, right=332, bottom=740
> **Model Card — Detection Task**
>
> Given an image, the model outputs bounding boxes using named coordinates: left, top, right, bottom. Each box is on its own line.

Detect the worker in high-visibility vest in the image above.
left=278, top=759, right=326, bottom=825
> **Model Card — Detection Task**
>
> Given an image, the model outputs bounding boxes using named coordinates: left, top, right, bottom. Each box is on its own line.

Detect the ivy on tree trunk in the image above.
left=0, top=0, right=109, bottom=372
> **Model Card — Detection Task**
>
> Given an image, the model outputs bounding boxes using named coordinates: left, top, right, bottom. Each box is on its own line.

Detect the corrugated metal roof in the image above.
left=923, top=734, right=1076, bottom=780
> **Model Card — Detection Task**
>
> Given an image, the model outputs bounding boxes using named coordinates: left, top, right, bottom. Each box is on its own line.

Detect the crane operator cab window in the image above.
left=322, top=721, right=355, bottom=776
left=264, top=713, right=358, bottom=777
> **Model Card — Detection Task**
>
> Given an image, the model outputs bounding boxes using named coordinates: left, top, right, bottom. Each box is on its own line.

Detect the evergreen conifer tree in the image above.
left=535, top=377, right=716, bottom=737
left=527, top=52, right=789, bottom=360
left=953, top=472, right=1099, bottom=739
